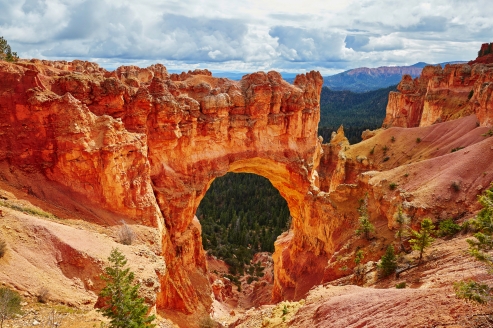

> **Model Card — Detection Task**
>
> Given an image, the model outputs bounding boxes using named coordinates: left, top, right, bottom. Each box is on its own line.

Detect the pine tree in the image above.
left=409, top=218, right=435, bottom=265
left=355, top=196, right=374, bottom=240
left=378, top=245, right=397, bottom=278
left=0, top=37, right=18, bottom=62
left=99, top=248, right=155, bottom=328
left=394, top=206, right=410, bottom=251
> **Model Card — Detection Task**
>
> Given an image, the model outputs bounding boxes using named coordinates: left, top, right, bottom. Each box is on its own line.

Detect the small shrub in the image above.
left=404, top=173, right=409, bottom=178
left=382, top=145, right=388, bottom=153
left=0, top=287, right=22, bottom=328
left=369, top=146, right=375, bottom=155
left=454, top=280, right=491, bottom=304
left=451, top=181, right=461, bottom=192
left=395, top=282, right=406, bottom=289
left=438, top=219, right=462, bottom=237
left=482, top=129, right=493, bottom=137
left=451, top=146, right=465, bottom=153
left=199, top=317, right=217, bottom=328
left=391, top=136, right=395, bottom=143
left=37, top=286, right=50, bottom=303
left=383, top=156, right=390, bottom=162
left=355, top=197, right=374, bottom=241
left=246, top=276, right=258, bottom=284
left=389, top=182, right=397, bottom=190
left=0, top=238, right=6, bottom=258
left=282, top=305, right=289, bottom=316
left=118, top=221, right=135, bottom=245
left=416, top=137, right=421, bottom=143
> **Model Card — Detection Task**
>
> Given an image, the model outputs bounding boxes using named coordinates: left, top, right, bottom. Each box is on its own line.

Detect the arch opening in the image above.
left=197, top=172, right=291, bottom=277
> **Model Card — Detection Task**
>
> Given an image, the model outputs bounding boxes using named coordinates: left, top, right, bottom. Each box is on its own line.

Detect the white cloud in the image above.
left=0, top=0, right=491, bottom=74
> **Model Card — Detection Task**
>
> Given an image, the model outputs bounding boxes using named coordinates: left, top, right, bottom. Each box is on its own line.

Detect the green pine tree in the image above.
left=99, top=248, right=155, bottom=328
left=378, top=245, right=397, bottom=278
left=409, top=218, right=435, bottom=265
left=0, top=37, right=18, bottom=62
left=394, top=206, right=410, bottom=251
left=355, top=196, right=374, bottom=240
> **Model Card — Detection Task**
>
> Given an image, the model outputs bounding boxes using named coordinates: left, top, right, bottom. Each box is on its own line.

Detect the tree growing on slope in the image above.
left=0, top=37, right=18, bottom=62
left=394, top=206, right=410, bottom=252
left=455, top=184, right=493, bottom=304
left=409, top=218, right=435, bottom=265
left=355, top=196, right=374, bottom=241
left=378, top=245, right=397, bottom=278
left=99, top=248, right=155, bottom=328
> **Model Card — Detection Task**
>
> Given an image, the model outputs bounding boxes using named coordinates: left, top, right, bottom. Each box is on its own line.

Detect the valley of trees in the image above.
left=197, top=173, right=290, bottom=275
left=318, top=85, right=397, bottom=144
left=198, top=84, right=396, bottom=276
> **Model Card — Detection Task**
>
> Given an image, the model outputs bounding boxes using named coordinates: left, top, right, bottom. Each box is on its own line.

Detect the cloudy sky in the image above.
left=1, top=0, right=491, bottom=75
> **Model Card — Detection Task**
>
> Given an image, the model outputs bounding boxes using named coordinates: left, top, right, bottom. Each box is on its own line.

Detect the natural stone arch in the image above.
left=0, top=61, right=337, bottom=316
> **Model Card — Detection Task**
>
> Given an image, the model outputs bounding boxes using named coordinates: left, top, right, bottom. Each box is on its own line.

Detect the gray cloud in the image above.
left=400, top=16, right=448, bottom=32
left=0, top=0, right=491, bottom=74
left=345, top=35, right=370, bottom=51
left=269, top=26, right=346, bottom=62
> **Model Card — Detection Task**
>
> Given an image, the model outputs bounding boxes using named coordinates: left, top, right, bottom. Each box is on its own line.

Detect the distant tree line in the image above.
left=318, top=85, right=397, bottom=144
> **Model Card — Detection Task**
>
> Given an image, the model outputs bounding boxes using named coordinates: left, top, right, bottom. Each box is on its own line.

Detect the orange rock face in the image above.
left=383, top=47, right=493, bottom=128
left=0, top=59, right=324, bottom=314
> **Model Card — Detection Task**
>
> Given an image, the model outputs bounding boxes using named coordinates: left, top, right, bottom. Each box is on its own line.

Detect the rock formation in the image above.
left=1, top=43, right=493, bottom=326
left=0, top=59, right=324, bottom=314
left=383, top=45, right=493, bottom=128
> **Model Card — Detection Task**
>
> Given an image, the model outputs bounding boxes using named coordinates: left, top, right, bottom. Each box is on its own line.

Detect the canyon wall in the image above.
left=383, top=42, right=493, bottom=128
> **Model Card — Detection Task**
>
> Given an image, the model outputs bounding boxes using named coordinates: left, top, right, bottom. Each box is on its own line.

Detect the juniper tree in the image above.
left=409, top=218, right=435, bottom=265
left=99, top=248, right=155, bottom=328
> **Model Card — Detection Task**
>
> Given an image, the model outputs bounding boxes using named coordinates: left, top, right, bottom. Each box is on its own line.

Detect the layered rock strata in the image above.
left=0, top=59, right=324, bottom=313
left=383, top=45, right=493, bottom=128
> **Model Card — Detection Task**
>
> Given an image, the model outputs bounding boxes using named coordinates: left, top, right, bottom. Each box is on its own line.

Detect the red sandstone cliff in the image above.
left=383, top=43, right=493, bottom=128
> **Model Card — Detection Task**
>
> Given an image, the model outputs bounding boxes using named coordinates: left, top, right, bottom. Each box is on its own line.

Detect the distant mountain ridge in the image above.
left=323, top=61, right=466, bottom=92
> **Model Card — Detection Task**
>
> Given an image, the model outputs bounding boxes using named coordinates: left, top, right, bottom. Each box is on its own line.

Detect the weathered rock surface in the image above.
left=383, top=45, right=493, bottom=128
left=0, top=59, right=324, bottom=317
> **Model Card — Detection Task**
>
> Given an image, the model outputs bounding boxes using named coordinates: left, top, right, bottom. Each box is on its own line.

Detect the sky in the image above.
left=0, top=0, right=492, bottom=75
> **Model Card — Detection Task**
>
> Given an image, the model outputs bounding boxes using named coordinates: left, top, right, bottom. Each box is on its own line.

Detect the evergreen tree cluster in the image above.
left=318, top=85, right=397, bottom=144
left=197, top=173, right=290, bottom=275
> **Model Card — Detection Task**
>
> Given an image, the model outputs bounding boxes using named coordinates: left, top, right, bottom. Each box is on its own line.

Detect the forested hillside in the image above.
left=197, top=173, right=290, bottom=275
left=318, top=85, right=397, bottom=144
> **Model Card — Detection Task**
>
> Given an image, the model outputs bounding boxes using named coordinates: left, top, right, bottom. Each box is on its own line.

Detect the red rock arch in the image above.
left=0, top=60, right=327, bottom=314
